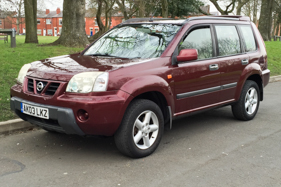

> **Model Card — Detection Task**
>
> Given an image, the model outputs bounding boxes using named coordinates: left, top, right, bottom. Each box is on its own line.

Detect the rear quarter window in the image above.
left=238, top=25, right=257, bottom=52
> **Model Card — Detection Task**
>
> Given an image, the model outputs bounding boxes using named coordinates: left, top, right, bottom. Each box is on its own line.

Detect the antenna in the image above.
left=149, top=0, right=161, bottom=22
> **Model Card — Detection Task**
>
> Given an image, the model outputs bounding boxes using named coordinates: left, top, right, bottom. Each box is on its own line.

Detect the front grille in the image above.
left=45, top=83, right=60, bottom=95
left=27, top=79, right=34, bottom=92
left=27, top=78, right=60, bottom=96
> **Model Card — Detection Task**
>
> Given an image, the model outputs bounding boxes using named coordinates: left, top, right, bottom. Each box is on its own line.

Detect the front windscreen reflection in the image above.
left=84, top=24, right=181, bottom=59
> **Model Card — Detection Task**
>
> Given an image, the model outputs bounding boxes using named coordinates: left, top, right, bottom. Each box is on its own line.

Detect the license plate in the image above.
left=21, top=103, right=49, bottom=119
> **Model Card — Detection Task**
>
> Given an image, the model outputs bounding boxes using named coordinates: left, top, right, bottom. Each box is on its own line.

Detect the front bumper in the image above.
left=10, top=82, right=132, bottom=136
left=11, top=97, right=85, bottom=135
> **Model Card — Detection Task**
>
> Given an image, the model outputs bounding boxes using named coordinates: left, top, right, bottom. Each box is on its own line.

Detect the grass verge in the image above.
left=265, top=41, right=281, bottom=76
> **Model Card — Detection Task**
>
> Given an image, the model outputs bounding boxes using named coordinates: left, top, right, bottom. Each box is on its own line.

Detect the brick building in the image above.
left=11, top=8, right=123, bottom=36
left=0, top=11, right=13, bottom=30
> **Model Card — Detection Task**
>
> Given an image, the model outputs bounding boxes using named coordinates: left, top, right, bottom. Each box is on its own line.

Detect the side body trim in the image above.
left=177, top=82, right=237, bottom=99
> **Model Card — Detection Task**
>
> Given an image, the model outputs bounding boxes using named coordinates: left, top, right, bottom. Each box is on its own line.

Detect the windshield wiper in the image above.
left=87, top=53, right=121, bottom=58
left=87, top=53, right=141, bottom=59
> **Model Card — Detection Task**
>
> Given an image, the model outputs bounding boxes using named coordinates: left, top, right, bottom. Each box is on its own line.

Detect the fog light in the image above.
left=77, top=109, right=89, bottom=121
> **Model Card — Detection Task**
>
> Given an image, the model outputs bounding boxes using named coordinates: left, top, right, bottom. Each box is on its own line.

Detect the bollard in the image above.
left=11, top=28, right=16, bottom=48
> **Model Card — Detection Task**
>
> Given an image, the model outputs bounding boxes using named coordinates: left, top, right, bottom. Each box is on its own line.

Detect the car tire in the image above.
left=232, top=80, right=260, bottom=121
left=114, top=99, right=164, bottom=158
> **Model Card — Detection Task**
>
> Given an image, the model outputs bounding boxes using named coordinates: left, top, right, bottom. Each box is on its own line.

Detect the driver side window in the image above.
left=179, top=27, right=213, bottom=60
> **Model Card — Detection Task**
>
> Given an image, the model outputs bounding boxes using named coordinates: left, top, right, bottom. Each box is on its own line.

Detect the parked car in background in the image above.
left=11, top=16, right=270, bottom=158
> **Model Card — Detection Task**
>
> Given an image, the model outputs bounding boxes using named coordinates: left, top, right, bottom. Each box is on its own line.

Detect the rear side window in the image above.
left=179, top=27, right=213, bottom=60
left=239, top=25, right=256, bottom=52
left=215, top=25, right=241, bottom=56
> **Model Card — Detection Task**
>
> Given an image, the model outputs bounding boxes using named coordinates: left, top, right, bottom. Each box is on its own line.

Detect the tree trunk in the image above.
left=276, top=23, right=280, bottom=36
left=139, top=0, right=145, bottom=17
left=52, top=0, right=89, bottom=47
left=258, top=0, right=274, bottom=41
left=161, top=0, right=168, bottom=18
left=17, top=0, right=23, bottom=35
left=24, top=0, right=38, bottom=43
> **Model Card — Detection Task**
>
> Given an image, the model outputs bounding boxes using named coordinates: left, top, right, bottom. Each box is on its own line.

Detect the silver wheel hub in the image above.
left=132, top=110, right=159, bottom=150
left=245, top=87, right=258, bottom=115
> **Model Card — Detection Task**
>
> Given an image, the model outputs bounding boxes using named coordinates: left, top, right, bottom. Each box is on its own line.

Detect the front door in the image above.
left=173, top=26, right=221, bottom=114
left=54, top=27, right=57, bottom=36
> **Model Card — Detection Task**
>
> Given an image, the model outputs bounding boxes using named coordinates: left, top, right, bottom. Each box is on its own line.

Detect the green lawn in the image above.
left=265, top=41, right=281, bottom=76
left=0, top=37, right=280, bottom=122
left=0, top=35, right=83, bottom=122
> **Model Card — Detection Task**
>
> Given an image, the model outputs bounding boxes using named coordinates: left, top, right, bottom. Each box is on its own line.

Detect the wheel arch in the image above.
left=119, top=75, right=174, bottom=129
left=235, top=63, right=263, bottom=101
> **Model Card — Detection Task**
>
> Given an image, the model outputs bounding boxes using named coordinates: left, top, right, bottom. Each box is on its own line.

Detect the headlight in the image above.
left=17, top=64, right=31, bottom=84
left=66, top=72, right=109, bottom=93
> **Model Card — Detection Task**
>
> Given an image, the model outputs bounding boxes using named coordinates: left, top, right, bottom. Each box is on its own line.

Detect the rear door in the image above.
left=213, top=24, right=250, bottom=102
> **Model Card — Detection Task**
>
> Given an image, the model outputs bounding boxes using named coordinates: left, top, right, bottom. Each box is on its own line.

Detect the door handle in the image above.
left=209, top=64, right=219, bottom=71
left=242, top=59, right=249, bottom=65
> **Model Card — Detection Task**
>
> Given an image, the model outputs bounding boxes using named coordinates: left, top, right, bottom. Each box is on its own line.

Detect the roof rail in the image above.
left=122, top=18, right=177, bottom=24
left=184, top=15, right=250, bottom=23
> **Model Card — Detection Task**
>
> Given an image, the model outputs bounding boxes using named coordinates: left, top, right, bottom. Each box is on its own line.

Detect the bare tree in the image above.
left=209, top=0, right=236, bottom=15
left=24, top=0, right=38, bottom=43
left=52, top=0, right=89, bottom=47
left=96, top=0, right=115, bottom=34
left=2, top=0, right=25, bottom=34
left=116, top=0, right=138, bottom=20
left=236, top=0, right=250, bottom=15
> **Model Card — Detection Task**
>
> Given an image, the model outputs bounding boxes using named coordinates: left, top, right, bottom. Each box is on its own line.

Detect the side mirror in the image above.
left=177, top=49, right=198, bottom=62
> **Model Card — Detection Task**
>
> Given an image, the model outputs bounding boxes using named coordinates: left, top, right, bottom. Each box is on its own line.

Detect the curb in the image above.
left=1, top=75, right=281, bottom=135
left=269, top=75, right=281, bottom=83
left=0, top=119, right=34, bottom=135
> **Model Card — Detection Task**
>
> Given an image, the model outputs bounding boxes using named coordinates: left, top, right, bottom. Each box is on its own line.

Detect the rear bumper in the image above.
left=262, top=69, right=270, bottom=87
left=11, top=97, right=85, bottom=135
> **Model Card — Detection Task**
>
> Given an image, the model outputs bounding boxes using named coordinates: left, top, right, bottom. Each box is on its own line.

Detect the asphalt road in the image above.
left=0, top=82, right=281, bottom=187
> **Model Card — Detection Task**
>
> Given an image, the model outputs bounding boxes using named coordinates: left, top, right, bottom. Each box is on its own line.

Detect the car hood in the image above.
left=27, top=53, right=151, bottom=81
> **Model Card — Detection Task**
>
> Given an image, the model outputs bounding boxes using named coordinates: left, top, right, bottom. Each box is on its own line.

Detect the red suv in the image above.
left=11, top=16, right=270, bottom=158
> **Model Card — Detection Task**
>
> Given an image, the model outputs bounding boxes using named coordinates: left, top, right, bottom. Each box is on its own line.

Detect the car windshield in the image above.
left=84, top=24, right=182, bottom=59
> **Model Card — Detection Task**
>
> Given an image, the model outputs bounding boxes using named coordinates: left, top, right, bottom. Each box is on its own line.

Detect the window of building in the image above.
left=179, top=27, right=213, bottom=60
left=95, top=28, right=99, bottom=34
left=59, top=27, right=62, bottom=35
left=59, top=19, right=62, bottom=25
left=37, top=19, right=40, bottom=25
left=47, top=29, right=53, bottom=35
left=215, top=25, right=241, bottom=56
left=94, top=18, right=98, bottom=26
left=239, top=25, right=256, bottom=52
left=37, top=29, right=42, bottom=35
left=46, top=19, right=52, bottom=24
left=0, top=20, right=2, bottom=25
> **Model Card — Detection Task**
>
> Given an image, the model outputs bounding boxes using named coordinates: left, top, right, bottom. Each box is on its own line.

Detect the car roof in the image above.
left=121, top=16, right=250, bottom=25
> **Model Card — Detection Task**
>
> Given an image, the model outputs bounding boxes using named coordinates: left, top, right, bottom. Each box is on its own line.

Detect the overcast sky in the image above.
left=44, top=0, right=63, bottom=10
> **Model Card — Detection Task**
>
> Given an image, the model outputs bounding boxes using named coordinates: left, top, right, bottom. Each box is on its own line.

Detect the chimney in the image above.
left=46, top=9, right=50, bottom=15
left=56, top=8, right=61, bottom=14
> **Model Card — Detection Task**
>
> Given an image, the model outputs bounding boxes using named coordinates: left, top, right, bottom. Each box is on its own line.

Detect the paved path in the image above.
left=0, top=82, right=280, bottom=187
